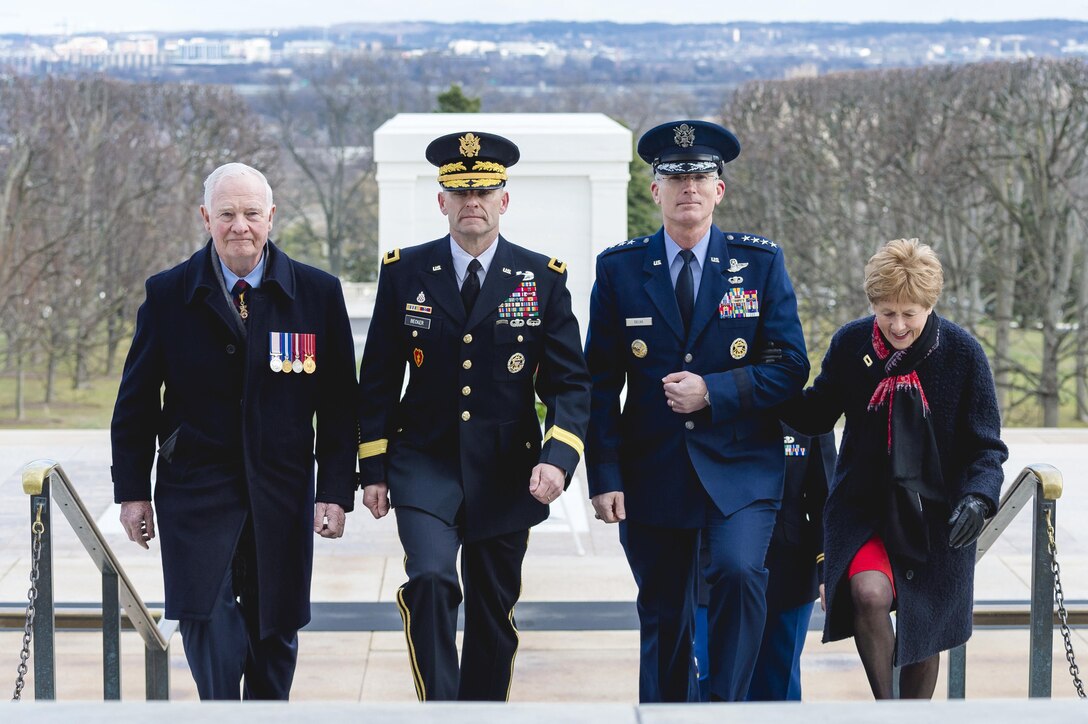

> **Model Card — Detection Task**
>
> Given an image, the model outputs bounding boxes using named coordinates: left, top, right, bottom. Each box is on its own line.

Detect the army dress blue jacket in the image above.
left=585, top=227, right=809, bottom=528
left=357, top=236, right=590, bottom=542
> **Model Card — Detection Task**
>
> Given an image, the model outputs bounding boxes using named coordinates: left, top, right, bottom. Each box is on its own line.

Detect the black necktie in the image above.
left=461, top=258, right=482, bottom=314
left=231, top=279, right=250, bottom=321
left=675, top=249, right=694, bottom=333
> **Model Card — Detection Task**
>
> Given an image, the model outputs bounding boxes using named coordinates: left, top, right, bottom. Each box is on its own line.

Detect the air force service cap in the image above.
left=637, top=120, right=740, bottom=176
left=425, top=131, right=520, bottom=190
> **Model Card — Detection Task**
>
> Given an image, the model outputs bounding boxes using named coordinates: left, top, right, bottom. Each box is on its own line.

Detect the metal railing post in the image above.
left=21, top=459, right=175, bottom=702
left=102, top=564, right=121, bottom=700
left=30, top=489, right=55, bottom=701
left=145, top=641, right=171, bottom=700
left=1029, top=494, right=1056, bottom=697
left=948, top=644, right=966, bottom=698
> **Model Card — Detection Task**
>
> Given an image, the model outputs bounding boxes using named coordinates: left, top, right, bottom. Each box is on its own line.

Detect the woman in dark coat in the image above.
left=783, top=238, right=1007, bottom=699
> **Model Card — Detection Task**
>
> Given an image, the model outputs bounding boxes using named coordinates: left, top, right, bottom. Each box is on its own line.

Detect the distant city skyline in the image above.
left=3, top=0, right=1088, bottom=35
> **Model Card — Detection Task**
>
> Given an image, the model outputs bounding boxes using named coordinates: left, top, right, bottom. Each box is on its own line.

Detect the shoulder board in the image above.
left=600, top=237, right=652, bottom=256
left=547, top=257, right=567, bottom=274
left=723, top=233, right=778, bottom=252
left=383, top=248, right=401, bottom=265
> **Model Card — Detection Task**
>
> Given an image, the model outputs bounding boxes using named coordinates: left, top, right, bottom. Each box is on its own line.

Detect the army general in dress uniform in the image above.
left=357, top=131, right=591, bottom=701
left=585, top=121, right=810, bottom=702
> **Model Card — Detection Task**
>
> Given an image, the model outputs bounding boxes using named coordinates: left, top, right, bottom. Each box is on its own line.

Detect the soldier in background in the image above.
left=694, top=424, right=835, bottom=701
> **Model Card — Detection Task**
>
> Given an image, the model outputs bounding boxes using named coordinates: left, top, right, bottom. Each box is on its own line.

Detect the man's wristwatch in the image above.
left=703, top=391, right=711, bottom=407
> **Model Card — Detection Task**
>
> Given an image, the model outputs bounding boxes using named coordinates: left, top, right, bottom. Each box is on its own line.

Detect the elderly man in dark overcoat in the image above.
left=110, top=162, right=358, bottom=700
left=585, top=120, right=810, bottom=702
left=356, top=131, right=590, bottom=701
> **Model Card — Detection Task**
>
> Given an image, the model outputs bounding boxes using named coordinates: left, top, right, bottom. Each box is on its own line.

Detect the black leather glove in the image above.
left=948, top=494, right=989, bottom=548
left=758, top=340, right=783, bottom=365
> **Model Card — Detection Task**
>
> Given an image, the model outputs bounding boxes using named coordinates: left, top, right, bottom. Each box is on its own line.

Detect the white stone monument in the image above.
left=373, top=113, right=632, bottom=332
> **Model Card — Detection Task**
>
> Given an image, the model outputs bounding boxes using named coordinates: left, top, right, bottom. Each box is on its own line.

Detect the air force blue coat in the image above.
left=585, top=227, right=809, bottom=527
left=110, top=241, right=358, bottom=637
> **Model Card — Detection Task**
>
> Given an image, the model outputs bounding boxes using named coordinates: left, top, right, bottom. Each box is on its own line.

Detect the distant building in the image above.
left=163, top=37, right=271, bottom=65
left=282, top=40, right=334, bottom=58
left=784, top=63, right=819, bottom=80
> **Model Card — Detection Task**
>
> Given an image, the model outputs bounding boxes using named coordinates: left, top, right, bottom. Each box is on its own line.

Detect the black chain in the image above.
left=1046, top=509, right=1085, bottom=698
left=12, top=505, right=44, bottom=701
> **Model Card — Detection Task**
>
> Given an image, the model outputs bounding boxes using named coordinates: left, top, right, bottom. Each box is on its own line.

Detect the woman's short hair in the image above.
left=863, top=238, right=944, bottom=308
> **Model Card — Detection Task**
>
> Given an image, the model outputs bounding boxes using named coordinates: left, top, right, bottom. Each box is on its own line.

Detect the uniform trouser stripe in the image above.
left=396, top=560, right=427, bottom=701
left=504, top=529, right=531, bottom=701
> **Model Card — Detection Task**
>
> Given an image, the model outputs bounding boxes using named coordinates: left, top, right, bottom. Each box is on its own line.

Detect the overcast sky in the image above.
left=3, top=0, right=1088, bottom=35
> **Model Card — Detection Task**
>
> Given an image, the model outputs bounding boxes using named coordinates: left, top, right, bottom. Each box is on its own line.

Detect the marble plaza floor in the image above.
left=0, top=428, right=1085, bottom=702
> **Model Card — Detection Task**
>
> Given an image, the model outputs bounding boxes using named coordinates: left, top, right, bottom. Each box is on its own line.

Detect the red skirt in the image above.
left=848, top=535, right=896, bottom=598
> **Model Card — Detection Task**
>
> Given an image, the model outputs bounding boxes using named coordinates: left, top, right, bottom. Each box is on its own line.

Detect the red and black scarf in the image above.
left=864, top=312, right=944, bottom=563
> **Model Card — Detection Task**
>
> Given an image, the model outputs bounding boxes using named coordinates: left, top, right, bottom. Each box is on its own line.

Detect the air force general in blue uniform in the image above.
left=585, top=121, right=809, bottom=702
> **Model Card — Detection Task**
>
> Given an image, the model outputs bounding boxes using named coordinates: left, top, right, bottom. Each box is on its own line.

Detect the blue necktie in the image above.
left=675, top=249, right=694, bottom=333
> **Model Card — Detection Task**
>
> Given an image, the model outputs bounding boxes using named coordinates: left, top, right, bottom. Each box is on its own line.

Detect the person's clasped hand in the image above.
left=948, top=494, right=989, bottom=548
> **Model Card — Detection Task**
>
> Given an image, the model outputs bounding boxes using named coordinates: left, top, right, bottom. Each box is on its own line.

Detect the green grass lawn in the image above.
left=0, top=367, right=122, bottom=428
left=0, top=322, right=1083, bottom=428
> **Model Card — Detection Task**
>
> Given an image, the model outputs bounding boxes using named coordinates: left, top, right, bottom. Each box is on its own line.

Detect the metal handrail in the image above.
left=21, top=459, right=175, bottom=700
left=947, top=463, right=1064, bottom=699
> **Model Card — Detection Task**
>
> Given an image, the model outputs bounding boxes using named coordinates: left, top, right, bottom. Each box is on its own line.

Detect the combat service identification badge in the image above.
left=730, top=338, right=748, bottom=360
left=413, top=348, right=424, bottom=368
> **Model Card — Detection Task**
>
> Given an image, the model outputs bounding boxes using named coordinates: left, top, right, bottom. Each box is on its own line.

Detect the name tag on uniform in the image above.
left=626, top=317, right=653, bottom=327
left=404, top=315, right=431, bottom=330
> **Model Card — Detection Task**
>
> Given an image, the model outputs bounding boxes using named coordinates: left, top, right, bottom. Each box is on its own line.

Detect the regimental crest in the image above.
left=459, top=133, right=482, bottom=158
left=674, top=123, right=696, bottom=148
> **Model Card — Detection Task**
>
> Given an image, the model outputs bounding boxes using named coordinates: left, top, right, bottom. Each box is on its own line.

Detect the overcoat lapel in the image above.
left=184, top=241, right=241, bottom=340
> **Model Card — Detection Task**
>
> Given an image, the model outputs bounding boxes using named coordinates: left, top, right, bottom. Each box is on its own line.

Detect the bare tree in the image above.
left=261, top=54, right=424, bottom=280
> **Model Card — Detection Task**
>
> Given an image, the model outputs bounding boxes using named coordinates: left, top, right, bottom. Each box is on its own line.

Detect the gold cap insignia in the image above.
left=674, top=123, right=696, bottom=148
left=459, top=132, right=482, bottom=158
